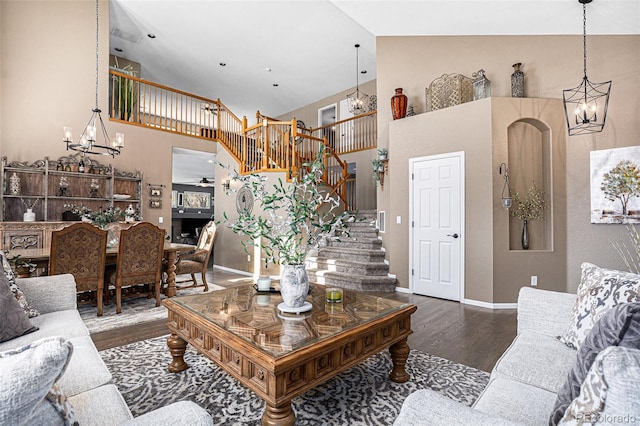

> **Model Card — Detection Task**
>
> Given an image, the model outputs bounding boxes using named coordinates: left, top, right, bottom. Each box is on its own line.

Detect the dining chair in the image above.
left=105, top=222, right=165, bottom=314
left=165, top=221, right=217, bottom=293
left=49, top=222, right=108, bottom=316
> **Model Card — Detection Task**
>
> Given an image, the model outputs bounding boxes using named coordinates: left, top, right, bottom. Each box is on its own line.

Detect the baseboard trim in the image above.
left=462, top=298, right=517, bottom=310
left=213, top=264, right=253, bottom=277
left=395, top=286, right=411, bottom=294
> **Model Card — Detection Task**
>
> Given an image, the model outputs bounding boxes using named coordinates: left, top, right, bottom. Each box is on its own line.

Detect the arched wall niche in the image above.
left=507, top=118, right=553, bottom=251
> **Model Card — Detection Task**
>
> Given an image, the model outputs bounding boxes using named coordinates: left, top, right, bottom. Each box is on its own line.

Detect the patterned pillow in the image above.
left=559, top=263, right=640, bottom=350
left=0, top=337, right=78, bottom=425
left=0, top=251, right=39, bottom=318
left=550, top=302, right=640, bottom=425
left=559, top=346, right=640, bottom=425
left=0, top=271, right=38, bottom=343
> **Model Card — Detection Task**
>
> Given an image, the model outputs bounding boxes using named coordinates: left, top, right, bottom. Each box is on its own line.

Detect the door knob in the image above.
left=447, top=233, right=459, bottom=239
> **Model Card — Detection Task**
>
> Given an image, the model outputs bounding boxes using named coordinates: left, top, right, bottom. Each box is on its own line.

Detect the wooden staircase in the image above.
left=306, top=210, right=396, bottom=292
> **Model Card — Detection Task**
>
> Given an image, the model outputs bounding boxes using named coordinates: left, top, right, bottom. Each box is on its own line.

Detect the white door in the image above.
left=410, top=152, right=464, bottom=301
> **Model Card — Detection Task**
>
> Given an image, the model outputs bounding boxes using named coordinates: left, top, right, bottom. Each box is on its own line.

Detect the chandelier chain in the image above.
left=582, top=1, right=588, bottom=79
left=94, top=0, right=100, bottom=109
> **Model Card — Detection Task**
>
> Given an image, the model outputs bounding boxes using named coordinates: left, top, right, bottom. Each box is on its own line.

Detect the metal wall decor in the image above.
left=472, top=69, right=491, bottom=100
left=425, top=73, right=474, bottom=112
left=147, top=183, right=164, bottom=209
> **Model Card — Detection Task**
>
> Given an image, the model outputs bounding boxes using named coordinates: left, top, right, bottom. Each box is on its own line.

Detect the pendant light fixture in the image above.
left=562, top=0, right=611, bottom=136
left=63, top=0, right=123, bottom=157
left=346, top=44, right=370, bottom=116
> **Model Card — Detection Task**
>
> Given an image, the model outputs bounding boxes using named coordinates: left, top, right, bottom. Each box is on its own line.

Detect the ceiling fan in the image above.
left=181, top=177, right=215, bottom=187
left=197, top=177, right=214, bottom=187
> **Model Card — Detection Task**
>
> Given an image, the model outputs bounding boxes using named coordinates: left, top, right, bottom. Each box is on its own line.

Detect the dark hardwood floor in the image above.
left=91, top=269, right=517, bottom=372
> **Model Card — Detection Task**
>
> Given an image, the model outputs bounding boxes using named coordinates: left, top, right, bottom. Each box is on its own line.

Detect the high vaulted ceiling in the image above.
left=109, top=0, right=639, bottom=122
left=110, top=0, right=639, bottom=185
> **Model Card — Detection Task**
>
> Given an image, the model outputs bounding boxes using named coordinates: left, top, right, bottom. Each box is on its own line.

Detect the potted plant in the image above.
left=510, top=183, right=546, bottom=249
left=111, top=60, right=138, bottom=122
left=377, top=147, right=388, bottom=161
left=221, top=147, right=354, bottom=310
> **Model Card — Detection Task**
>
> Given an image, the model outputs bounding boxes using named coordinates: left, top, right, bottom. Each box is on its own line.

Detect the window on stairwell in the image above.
left=378, top=210, right=386, bottom=233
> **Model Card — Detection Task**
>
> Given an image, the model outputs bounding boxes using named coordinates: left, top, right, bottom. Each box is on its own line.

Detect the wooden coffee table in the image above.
left=163, top=284, right=417, bottom=426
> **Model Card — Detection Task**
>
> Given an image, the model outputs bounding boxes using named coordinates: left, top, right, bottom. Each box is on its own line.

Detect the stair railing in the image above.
left=309, top=110, right=377, bottom=155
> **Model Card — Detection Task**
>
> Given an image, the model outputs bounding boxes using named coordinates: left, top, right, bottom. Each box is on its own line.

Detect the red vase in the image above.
left=391, top=88, right=408, bottom=120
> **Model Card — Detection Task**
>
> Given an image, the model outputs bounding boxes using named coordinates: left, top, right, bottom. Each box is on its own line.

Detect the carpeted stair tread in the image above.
left=306, top=269, right=396, bottom=291
left=317, top=246, right=386, bottom=262
left=307, top=256, right=389, bottom=275
left=324, top=238, right=382, bottom=250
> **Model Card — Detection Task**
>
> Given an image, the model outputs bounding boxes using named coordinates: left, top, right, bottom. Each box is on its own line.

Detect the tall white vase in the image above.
left=279, top=264, right=309, bottom=308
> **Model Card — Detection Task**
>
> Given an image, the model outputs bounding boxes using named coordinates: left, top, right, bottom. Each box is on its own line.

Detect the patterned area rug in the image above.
left=79, top=284, right=228, bottom=334
left=100, top=336, right=489, bottom=425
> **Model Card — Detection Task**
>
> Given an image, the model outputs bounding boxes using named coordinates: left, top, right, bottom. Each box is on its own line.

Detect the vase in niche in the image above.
left=511, top=63, right=525, bottom=98
left=9, top=173, right=21, bottom=195
left=23, top=208, right=35, bottom=222
left=521, top=219, right=529, bottom=250
left=391, top=88, right=408, bottom=120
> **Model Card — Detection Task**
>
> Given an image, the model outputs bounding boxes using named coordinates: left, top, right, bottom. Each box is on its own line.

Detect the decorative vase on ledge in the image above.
left=391, top=88, right=408, bottom=120
left=511, top=63, right=525, bottom=98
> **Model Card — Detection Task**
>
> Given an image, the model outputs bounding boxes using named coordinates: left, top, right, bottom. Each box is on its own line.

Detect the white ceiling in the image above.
left=110, top=0, right=639, bottom=183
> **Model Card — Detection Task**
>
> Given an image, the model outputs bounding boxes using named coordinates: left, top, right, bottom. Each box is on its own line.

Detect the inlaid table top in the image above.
left=163, top=283, right=417, bottom=426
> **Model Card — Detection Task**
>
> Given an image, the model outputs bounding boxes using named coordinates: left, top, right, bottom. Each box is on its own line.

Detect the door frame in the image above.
left=317, top=103, right=337, bottom=128
left=408, top=151, right=465, bottom=300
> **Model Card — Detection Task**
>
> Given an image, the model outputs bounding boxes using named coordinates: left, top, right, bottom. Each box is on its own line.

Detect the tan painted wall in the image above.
left=0, top=0, right=219, bottom=237
left=388, top=99, right=494, bottom=300
left=378, top=35, right=640, bottom=300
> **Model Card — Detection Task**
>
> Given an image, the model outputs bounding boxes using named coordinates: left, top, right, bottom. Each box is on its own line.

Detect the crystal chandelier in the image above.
left=346, top=44, right=370, bottom=116
left=63, top=0, right=123, bottom=157
left=562, top=0, right=612, bottom=136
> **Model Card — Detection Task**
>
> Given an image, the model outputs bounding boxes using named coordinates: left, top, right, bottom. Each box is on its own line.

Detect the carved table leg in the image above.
left=165, top=250, right=177, bottom=298
left=389, top=338, right=410, bottom=383
left=167, top=333, right=188, bottom=373
left=262, top=402, right=295, bottom=426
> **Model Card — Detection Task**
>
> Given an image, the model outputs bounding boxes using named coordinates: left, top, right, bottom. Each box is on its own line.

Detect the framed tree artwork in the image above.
left=590, top=146, right=640, bottom=224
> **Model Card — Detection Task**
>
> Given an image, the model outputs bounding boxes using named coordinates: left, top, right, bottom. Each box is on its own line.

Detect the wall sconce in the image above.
left=498, top=163, right=512, bottom=208
left=222, top=179, right=231, bottom=191
left=373, top=158, right=389, bottom=187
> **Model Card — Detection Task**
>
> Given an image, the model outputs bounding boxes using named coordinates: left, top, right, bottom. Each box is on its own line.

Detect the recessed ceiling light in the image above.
left=361, top=70, right=367, bottom=74
left=266, top=67, right=272, bottom=72
left=273, top=83, right=279, bottom=87
left=114, top=47, right=123, bottom=52
left=147, top=33, right=156, bottom=39
left=219, top=62, right=226, bottom=67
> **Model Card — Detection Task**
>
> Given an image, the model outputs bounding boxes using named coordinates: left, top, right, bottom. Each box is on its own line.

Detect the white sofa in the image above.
left=394, top=287, right=578, bottom=425
left=1, top=274, right=212, bottom=426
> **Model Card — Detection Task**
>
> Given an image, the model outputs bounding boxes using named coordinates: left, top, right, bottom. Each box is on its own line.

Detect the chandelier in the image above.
left=562, top=0, right=611, bottom=136
left=63, top=0, right=123, bottom=157
left=346, top=44, right=370, bottom=116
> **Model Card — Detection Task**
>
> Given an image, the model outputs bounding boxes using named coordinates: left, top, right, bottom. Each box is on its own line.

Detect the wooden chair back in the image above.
left=49, top=222, right=107, bottom=315
left=112, top=222, right=165, bottom=313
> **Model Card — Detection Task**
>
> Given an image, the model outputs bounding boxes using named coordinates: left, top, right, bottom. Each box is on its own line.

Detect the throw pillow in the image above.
left=0, top=251, right=39, bottom=318
left=0, top=336, right=78, bottom=425
left=0, top=271, right=38, bottom=343
left=559, top=262, right=640, bottom=350
left=549, top=302, right=640, bottom=425
left=559, top=346, right=640, bottom=425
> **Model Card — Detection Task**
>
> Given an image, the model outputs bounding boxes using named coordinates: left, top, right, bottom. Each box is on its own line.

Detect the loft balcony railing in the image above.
left=109, top=70, right=376, bottom=210
left=308, top=110, right=377, bottom=155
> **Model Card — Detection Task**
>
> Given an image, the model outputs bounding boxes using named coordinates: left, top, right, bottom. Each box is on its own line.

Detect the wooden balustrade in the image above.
left=108, top=71, right=374, bottom=210
left=310, top=110, right=377, bottom=155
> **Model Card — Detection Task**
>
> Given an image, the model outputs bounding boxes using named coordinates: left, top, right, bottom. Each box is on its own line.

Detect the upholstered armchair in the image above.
left=165, top=221, right=217, bottom=293
left=49, top=222, right=107, bottom=316
left=105, top=222, right=165, bottom=314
